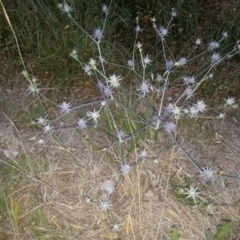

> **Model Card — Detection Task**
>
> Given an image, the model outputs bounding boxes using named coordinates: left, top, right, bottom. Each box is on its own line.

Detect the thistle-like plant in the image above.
left=22, top=2, right=240, bottom=228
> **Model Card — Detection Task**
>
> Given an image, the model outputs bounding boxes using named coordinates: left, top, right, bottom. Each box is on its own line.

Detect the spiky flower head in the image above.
left=138, top=81, right=150, bottom=97
left=184, top=185, right=200, bottom=203
left=37, top=116, right=47, bottom=126
left=70, top=48, right=78, bottom=59
left=170, top=104, right=182, bottom=118
left=93, top=28, right=103, bottom=42
left=43, top=124, right=53, bottom=133
left=185, top=87, right=194, bottom=100
left=112, top=222, right=121, bottom=232
left=183, top=76, right=195, bottom=85
left=60, top=3, right=73, bottom=15
left=208, top=41, right=220, bottom=51
left=117, top=130, right=127, bottom=142
left=171, top=8, right=177, bottom=17
left=77, top=118, right=87, bottom=129
left=143, top=55, right=152, bottom=65
left=59, top=102, right=71, bottom=114
left=103, top=86, right=114, bottom=99
left=211, top=52, right=221, bottom=63
left=83, top=64, right=92, bottom=75
left=189, top=106, right=199, bottom=118
left=195, top=37, right=202, bottom=46
left=195, top=100, right=207, bottom=112
left=166, top=59, right=174, bottom=71
left=156, top=74, right=164, bottom=82
left=175, top=57, right=187, bottom=66
left=28, top=82, right=39, bottom=96
left=224, top=96, right=235, bottom=106
left=100, top=200, right=112, bottom=211
left=164, top=122, right=176, bottom=133
left=151, top=17, right=156, bottom=22
left=159, top=26, right=168, bottom=37
left=121, top=164, right=131, bottom=175
left=222, top=31, right=228, bottom=39
left=218, top=113, right=225, bottom=119
left=102, top=4, right=108, bottom=14
left=135, top=25, right=143, bottom=32
left=108, top=74, right=122, bottom=88
left=199, top=167, right=217, bottom=182
left=89, top=58, right=97, bottom=69
left=127, top=59, right=134, bottom=68
left=87, top=109, right=100, bottom=123
left=139, top=149, right=148, bottom=158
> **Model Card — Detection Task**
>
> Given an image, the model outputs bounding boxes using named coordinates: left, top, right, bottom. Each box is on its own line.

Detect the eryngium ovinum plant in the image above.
left=24, top=3, right=239, bottom=214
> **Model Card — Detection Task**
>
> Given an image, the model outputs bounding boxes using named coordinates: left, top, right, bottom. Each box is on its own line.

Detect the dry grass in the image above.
left=1, top=87, right=240, bottom=240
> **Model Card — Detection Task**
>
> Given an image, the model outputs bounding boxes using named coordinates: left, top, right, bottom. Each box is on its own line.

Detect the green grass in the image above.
left=1, top=0, right=239, bottom=93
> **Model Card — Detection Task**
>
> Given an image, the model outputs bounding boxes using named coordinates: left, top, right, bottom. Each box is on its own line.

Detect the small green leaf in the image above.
left=170, top=226, right=179, bottom=240
left=173, top=192, right=196, bottom=206
left=205, top=229, right=214, bottom=240
left=216, top=220, right=233, bottom=240
left=13, top=201, right=19, bottom=231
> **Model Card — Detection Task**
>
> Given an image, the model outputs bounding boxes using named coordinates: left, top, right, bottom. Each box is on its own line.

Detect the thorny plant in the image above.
left=19, top=1, right=240, bottom=230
